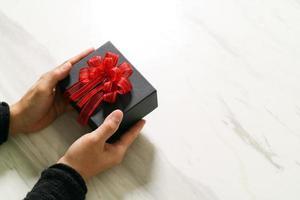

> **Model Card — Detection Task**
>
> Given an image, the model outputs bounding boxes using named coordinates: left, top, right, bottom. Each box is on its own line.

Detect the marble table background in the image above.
left=0, top=0, right=300, bottom=199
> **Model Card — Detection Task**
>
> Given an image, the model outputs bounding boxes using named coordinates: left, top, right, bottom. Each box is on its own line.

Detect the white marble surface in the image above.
left=0, top=0, right=300, bottom=199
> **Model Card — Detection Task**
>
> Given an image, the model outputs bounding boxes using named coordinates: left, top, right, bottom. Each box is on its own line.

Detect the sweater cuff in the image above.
left=25, top=163, right=88, bottom=200
left=49, top=163, right=87, bottom=194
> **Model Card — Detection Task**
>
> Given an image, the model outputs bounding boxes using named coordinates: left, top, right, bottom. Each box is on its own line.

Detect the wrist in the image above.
left=57, top=156, right=89, bottom=181
left=9, top=103, right=22, bottom=135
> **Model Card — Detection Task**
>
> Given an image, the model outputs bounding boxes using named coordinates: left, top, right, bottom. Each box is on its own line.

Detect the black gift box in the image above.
left=59, top=41, right=158, bottom=143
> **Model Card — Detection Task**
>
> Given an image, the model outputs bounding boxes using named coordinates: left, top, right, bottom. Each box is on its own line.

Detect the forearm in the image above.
left=25, top=164, right=87, bottom=200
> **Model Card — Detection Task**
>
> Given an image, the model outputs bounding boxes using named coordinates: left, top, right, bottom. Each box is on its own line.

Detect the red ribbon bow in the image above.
left=64, top=52, right=133, bottom=125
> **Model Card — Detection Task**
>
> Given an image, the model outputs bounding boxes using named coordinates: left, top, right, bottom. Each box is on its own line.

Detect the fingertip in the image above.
left=66, top=61, right=72, bottom=67
left=112, top=109, right=123, bottom=119
left=94, top=110, right=124, bottom=141
left=140, top=119, right=146, bottom=126
left=86, top=47, right=95, bottom=54
left=115, top=119, right=145, bottom=147
left=135, top=119, right=146, bottom=130
left=61, top=61, right=72, bottom=71
left=69, top=47, right=96, bottom=65
left=106, top=109, right=123, bottom=125
left=132, top=120, right=146, bottom=137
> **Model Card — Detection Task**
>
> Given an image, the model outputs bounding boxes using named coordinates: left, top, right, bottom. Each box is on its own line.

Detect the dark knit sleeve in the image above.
left=24, top=163, right=87, bottom=200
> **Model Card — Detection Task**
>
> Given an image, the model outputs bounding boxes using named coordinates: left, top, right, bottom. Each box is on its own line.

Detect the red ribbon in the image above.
left=64, top=52, right=133, bottom=125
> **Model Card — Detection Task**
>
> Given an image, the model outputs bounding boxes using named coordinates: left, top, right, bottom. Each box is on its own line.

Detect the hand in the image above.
left=57, top=110, right=145, bottom=180
left=9, top=48, right=95, bottom=135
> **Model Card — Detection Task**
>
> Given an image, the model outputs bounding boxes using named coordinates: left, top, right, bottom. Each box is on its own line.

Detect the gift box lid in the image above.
left=59, top=41, right=158, bottom=142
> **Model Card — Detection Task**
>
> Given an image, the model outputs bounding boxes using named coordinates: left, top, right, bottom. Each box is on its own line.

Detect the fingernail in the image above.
left=61, top=62, right=72, bottom=71
left=109, top=110, right=123, bottom=124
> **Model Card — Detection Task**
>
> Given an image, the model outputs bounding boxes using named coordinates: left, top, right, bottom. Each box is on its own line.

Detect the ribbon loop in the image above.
left=87, top=56, right=102, bottom=67
left=103, top=92, right=117, bottom=103
left=105, top=52, right=119, bottom=66
left=117, top=77, right=132, bottom=94
left=119, top=62, right=133, bottom=77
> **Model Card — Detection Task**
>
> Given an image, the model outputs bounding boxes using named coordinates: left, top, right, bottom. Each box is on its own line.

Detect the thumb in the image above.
left=42, top=61, right=73, bottom=89
left=92, top=110, right=123, bottom=142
